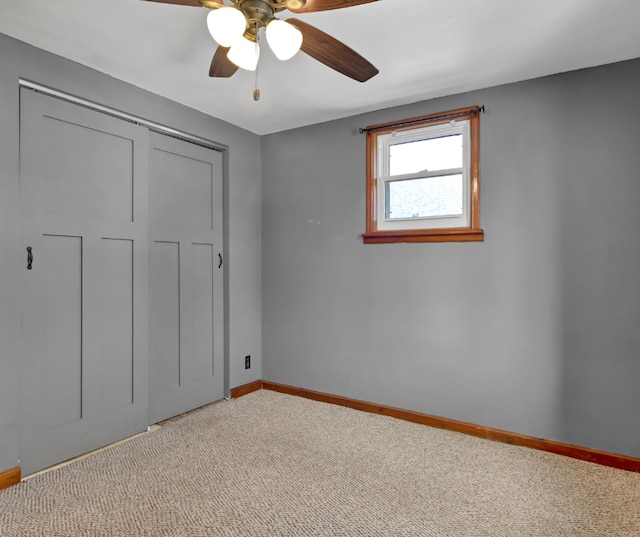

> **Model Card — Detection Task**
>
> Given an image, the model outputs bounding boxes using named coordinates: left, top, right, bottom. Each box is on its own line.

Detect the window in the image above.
left=362, top=106, right=484, bottom=244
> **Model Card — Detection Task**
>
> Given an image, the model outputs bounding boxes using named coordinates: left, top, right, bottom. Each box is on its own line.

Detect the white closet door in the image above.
left=148, top=132, right=224, bottom=424
left=19, top=89, right=149, bottom=476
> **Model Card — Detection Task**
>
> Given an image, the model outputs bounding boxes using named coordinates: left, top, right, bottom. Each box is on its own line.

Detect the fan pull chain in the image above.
left=253, top=60, right=260, bottom=101
left=253, top=26, right=261, bottom=101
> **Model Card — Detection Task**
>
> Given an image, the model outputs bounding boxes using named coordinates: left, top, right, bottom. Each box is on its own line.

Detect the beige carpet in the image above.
left=1, top=390, right=639, bottom=536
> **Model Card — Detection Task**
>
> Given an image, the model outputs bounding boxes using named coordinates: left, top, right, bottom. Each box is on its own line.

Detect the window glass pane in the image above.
left=386, top=174, right=463, bottom=219
left=389, top=134, right=462, bottom=176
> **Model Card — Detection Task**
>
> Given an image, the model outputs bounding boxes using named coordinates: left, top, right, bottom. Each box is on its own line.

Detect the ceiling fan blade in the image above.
left=288, top=0, right=378, bottom=14
left=209, top=46, right=239, bottom=78
left=287, top=19, right=378, bottom=82
left=143, top=0, right=203, bottom=5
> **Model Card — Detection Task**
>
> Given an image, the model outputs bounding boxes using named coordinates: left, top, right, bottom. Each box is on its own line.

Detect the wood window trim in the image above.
left=362, top=106, right=484, bottom=244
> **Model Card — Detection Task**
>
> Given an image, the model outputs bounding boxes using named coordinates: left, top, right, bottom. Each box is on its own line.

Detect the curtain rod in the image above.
left=359, top=105, right=485, bottom=135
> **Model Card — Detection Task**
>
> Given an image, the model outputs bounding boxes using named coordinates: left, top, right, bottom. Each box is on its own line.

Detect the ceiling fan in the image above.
left=144, top=0, right=379, bottom=92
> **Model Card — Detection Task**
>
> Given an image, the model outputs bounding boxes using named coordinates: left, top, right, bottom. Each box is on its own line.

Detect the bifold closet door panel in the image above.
left=148, top=132, right=224, bottom=425
left=19, top=89, right=149, bottom=476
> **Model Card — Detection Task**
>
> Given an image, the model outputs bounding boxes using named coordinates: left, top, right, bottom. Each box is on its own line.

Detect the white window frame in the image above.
left=376, top=120, right=470, bottom=231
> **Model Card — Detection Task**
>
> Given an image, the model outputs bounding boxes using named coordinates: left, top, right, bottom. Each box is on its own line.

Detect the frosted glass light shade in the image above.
left=207, top=7, right=246, bottom=47
left=227, top=37, right=260, bottom=71
left=266, top=20, right=303, bottom=61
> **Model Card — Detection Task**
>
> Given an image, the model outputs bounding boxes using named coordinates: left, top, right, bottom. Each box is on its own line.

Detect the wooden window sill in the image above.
left=362, top=228, right=484, bottom=244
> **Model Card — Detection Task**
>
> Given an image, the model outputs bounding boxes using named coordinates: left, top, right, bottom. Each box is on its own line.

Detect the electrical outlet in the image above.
left=244, top=355, right=251, bottom=369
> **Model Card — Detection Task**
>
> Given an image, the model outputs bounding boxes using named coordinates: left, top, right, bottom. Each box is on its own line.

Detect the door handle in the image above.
left=218, top=253, right=223, bottom=269
left=27, top=246, right=33, bottom=270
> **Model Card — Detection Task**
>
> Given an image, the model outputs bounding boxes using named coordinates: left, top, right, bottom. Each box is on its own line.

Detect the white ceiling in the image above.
left=1, top=0, right=640, bottom=135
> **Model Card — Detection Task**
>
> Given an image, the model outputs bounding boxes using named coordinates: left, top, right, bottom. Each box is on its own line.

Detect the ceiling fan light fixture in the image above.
left=266, top=19, right=303, bottom=61
left=227, top=37, right=261, bottom=71
left=207, top=7, right=247, bottom=47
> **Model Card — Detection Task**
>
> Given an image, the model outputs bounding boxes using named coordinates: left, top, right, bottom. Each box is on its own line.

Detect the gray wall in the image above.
left=0, top=33, right=262, bottom=474
left=262, top=58, right=640, bottom=458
